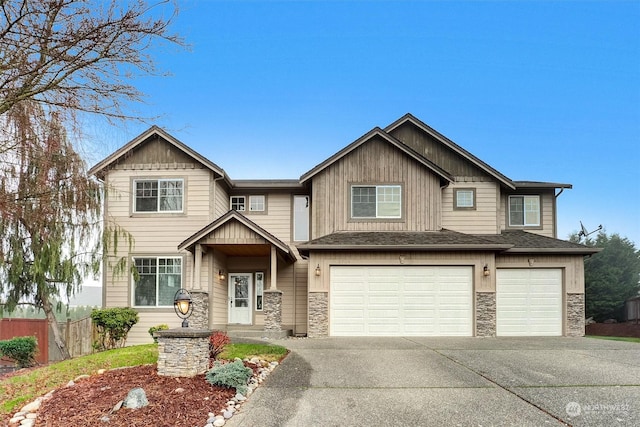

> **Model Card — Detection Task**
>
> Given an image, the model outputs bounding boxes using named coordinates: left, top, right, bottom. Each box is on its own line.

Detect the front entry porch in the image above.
left=178, top=210, right=298, bottom=336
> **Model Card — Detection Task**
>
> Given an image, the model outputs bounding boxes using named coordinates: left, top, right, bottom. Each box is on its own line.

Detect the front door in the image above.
left=228, top=273, right=252, bottom=324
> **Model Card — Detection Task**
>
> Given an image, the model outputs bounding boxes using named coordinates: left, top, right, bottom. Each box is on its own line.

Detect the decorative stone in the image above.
left=308, top=292, right=329, bottom=337
left=20, top=398, right=41, bottom=413
left=567, top=293, right=585, bottom=337
left=476, top=292, right=496, bottom=337
left=9, top=416, right=25, bottom=424
left=223, top=410, right=234, bottom=419
left=235, top=393, right=246, bottom=401
left=188, top=291, right=209, bottom=329
left=213, top=418, right=226, bottom=427
left=100, top=416, right=110, bottom=423
left=66, top=380, right=75, bottom=387
left=174, top=387, right=185, bottom=393
left=122, top=387, right=148, bottom=409
left=112, top=400, right=123, bottom=412
left=263, top=290, right=283, bottom=332
left=97, top=369, right=106, bottom=374
left=26, top=413, right=38, bottom=419
left=73, top=374, right=90, bottom=382
left=155, top=328, right=211, bottom=377
left=19, top=419, right=35, bottom=427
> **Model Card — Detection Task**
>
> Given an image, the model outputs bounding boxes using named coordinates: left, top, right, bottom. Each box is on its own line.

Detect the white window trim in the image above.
left=508, top=195, right=541, bottom=227
left=351, top=184, right=402, bottom=219
left=249, top=195, right=266, bottom=212
left=133, top=178, right=184, bottom=213
left=230, top=196, right=246, bottom=211
left=132, top=256, right=182, bottom=308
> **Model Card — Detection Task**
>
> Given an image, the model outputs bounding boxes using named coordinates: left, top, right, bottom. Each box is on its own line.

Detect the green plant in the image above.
left=91, top=307, right=139, bottom=351
left=0, top=336, right=38, bottom=368
left=205, top=359, right=253, bottom=395
left=148, top=324, right=169, bottom=342
left=209, top=330, right=231, bottom=360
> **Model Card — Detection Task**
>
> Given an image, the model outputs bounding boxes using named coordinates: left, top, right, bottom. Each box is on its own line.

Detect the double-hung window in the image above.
left=249, top=195, right=265, bottom=212
left=351, top=185, right=401, bottom=219
left=134, top=179, right=183, bottom=212
left=231, top=196, right=246, bottom=211
left=509, top=195, right=540, bottom=227
left=133, top=257, right=182, bottom=307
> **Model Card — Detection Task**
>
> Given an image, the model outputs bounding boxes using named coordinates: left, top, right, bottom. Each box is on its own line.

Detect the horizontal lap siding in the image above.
left=248, top=194, right=292, bottom=243
left=499, top=190, right=555, bottom=237
left=104, top=168, right=213, bottom=325
left=312, top=138, right=442, bottom=237
left=442, top=181, right=499, bottom=234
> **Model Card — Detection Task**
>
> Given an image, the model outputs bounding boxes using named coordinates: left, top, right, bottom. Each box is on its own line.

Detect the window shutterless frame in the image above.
left=131, top=256, right=183, bottom=307
left=351, top=185, right=402, bottom=219
left=508, top=195, right=541, bottom=227
left=133, top=178, right=184, bottom=213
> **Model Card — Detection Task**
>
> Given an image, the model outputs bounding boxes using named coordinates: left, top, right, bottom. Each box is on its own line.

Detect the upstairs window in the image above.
left=231, top=196, right=246, bottom=211
left=351, top=185, right=401, bottom=219
left=133, top=257, right=182, bottom=307
left=509, top=195, right=540, bottom=227
left=134, top=179, right=183, bottom=213
left=249, top=195, right=265, bottom=212
left=454, top=189, right=476, bottom=209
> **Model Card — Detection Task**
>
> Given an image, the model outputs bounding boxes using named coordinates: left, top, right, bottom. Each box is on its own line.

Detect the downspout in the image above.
left=292, top=256, right=297, bottom=336
left=554, top=188, right=565, bottom=239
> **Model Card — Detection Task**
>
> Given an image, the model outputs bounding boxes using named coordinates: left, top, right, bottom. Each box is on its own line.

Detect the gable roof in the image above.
left=385, top=113, right=517, bottom=190
left=88, top=125, right=231, bottom=185
left=300, top=127, right=454, bottom=184
left=178, top=210, right=296, bottom=261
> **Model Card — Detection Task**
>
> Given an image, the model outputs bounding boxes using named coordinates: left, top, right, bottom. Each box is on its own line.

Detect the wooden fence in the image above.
left=0, top=316, right=96, bottom=364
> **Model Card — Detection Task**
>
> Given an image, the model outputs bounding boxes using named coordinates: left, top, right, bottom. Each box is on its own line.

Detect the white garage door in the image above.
left=496, top=269, right=563, bottom=336
left=330, top=266, right=473, bottom=336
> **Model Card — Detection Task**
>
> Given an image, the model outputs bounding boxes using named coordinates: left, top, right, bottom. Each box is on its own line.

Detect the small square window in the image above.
left=249, top=195, right=265, bottom=212
left=231, top=196, right=245, bottom=211
left=454, top=189, right=475, bottom=209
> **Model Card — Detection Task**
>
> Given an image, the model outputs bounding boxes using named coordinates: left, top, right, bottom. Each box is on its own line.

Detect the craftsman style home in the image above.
left=90, top=114, right=598, bottom=345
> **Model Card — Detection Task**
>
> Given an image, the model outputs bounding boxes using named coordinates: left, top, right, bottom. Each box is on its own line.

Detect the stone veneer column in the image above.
left=567, top=293, right=585, bottom=337
left=263, top=289, right=283, bottom=332
left=189, top=291, right=209, bottom=329
left=476, top=292, right=496, bottom=337
left=154, top=328, right=211, bottom=377
left=308, top=292, right=328, bottom=337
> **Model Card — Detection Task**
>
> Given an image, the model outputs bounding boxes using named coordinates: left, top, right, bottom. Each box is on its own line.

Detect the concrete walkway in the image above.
left=228, top=337, right=640, bottom=427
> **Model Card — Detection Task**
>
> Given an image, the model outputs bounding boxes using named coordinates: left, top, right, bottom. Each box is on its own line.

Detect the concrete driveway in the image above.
left=228, top=337, right=640, bottom=426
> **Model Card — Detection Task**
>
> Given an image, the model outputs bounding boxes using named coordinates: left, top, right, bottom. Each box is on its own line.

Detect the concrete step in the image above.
left=224, top=328, right=292, bottom=339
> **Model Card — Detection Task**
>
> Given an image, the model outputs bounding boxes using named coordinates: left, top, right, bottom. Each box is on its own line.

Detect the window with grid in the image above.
left=351, top=185, right=401, bottom=219
left=249, top=195, right=265, bottom=211
left=230, top=196, right=245, bottom=211
left=509, top=195, right=540, bottom=226
left=455, top=189, right=475, bottom=209
left=133, top=257, right=182, bottom=307
left=134, top=179, right=183, bottom=212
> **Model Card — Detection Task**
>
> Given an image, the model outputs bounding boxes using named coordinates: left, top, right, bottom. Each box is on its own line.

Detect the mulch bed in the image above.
left=35, top=364, right=237, bottom=427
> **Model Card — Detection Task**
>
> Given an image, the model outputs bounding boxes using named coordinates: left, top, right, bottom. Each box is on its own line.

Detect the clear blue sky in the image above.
left=93, top=0, right=640, bottom=245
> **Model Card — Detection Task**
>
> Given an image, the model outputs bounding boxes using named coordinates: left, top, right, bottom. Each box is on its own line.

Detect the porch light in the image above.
left=173, top=288, right=193, bottom=327
left=483, top=264, right=490, bottom=277
left=315, top=264, right=321, bottom=277
left=218, top=270, right=226, bottom=280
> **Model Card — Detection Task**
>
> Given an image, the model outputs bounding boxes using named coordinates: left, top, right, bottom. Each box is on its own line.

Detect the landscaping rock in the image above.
left=20, top=398, right=41, bottom=413
left=122, top=387, right=148, bottom=409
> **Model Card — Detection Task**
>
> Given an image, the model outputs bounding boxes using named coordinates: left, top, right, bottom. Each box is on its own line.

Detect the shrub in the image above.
left=148, top=324, right=169, bottom=342
left=205, top=359, right=253, bottom=395
left=0, top=336, right=38, bottom=368
left=209, top=330, right=231, bottom=360
left=91, top=307, right=139, bottom=351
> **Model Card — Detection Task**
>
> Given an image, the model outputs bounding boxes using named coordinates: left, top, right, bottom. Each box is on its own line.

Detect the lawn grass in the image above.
left=586, top=335, right=640, bottom=343
left=0, top=342, right=287, bottom=418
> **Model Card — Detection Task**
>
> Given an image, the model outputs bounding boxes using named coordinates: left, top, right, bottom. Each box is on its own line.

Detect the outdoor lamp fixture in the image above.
left=218, top=270, right=226, bottom=280
left=315, top=264, right=321, bottom=277
left=483, top=264, right=490, bottom=277
left=173, top=288, right=193, bottom=328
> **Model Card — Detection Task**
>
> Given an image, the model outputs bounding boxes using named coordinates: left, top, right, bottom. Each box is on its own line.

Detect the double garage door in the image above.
left=329, top=266, right=563, bottom=337
left=330, top=266, right=473, bottom=336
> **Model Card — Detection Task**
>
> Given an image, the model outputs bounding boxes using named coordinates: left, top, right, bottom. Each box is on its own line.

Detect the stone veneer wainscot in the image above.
left=154, top=328, right=211, bottom=377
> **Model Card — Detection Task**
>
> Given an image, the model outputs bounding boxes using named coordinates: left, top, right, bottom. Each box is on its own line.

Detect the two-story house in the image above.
left=89, top=114, right=598, bottom=345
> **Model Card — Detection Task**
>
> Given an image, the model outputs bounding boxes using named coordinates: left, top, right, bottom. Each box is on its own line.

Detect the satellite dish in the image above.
left=578, top=221, right=602, bottom=240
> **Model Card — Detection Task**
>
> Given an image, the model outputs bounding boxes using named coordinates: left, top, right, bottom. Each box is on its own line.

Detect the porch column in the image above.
left=193, top=244, right=203, bottom=290
left=264, top=245, right=282, bottom=331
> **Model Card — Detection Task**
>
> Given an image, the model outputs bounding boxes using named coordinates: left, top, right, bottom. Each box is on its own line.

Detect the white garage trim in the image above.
left=330, top=266, right=473, bottom=336
left=496, top=268, right=563, bottom=336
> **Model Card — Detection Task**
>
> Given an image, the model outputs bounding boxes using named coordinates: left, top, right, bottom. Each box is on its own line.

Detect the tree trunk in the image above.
left=41, top=296, right=71, bottom=360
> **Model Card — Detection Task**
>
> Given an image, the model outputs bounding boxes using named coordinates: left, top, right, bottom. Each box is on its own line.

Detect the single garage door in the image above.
left=330, top=266, right=473, bottom=336
left=496, top=269, right=563, bottom=336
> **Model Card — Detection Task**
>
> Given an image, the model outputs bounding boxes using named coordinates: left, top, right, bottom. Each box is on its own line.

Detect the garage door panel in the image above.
left=330, top=266, right=472, bottom=337
left=497, top=269, right=562, bottom=336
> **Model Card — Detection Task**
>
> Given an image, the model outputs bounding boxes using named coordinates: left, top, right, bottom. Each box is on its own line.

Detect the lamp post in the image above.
left=174, top=288, right=193, bottom=327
